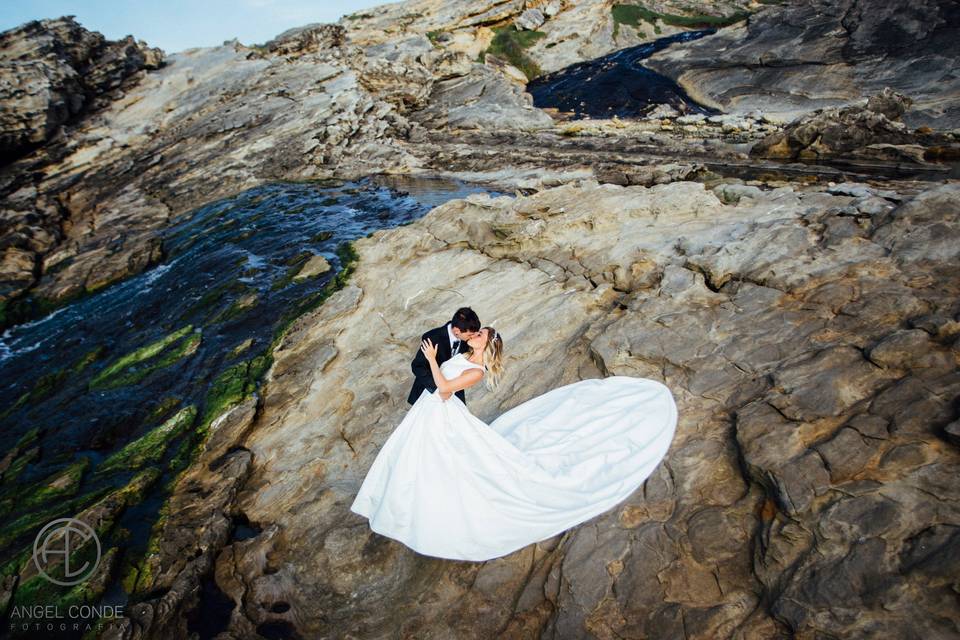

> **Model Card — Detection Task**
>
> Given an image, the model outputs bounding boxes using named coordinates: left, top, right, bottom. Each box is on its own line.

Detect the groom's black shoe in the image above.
left=408, top=323, right=469, bottom=405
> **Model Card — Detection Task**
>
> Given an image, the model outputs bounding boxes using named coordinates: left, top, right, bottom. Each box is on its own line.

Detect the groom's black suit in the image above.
left=408, top=323, right=470, bottom=405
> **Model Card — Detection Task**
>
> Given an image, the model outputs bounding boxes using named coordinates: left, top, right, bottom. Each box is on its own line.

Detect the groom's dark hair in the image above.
left=451, top=307, right=481, bottom=333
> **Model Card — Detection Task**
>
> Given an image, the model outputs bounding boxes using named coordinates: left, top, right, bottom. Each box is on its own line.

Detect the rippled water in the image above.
left=528, top=30, right=719, bottom=119
left=0, top=175, right=499, bottom=622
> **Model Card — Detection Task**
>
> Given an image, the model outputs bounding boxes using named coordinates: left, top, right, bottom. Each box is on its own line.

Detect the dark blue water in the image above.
left=0, top=175, right=499, bottom=613
left=528, top=30, right=719, bottom=119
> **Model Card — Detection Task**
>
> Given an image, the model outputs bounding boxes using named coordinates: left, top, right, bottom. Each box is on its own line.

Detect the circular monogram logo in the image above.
left=32, top=518, right=101, bottom=586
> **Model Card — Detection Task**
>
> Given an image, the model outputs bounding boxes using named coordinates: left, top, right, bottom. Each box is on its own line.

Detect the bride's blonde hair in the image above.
left=470, top=326, right=504, bottom=390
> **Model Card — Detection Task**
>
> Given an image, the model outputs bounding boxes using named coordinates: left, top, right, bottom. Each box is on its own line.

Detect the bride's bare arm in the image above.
left=421, top=339, right=484, bottom=399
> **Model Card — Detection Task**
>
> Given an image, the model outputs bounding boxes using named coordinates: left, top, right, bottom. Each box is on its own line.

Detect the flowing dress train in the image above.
left=350, top=353, right=678, bottom=561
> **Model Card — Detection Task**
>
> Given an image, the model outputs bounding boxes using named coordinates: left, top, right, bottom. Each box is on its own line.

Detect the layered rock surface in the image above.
left=644, top=0, right=960, bottom=128
left=2, top=8, right=959, bottom=637
left=0, top=16, right=163, bottom=162
left=184, top=178, right=960, bottom=639
left=751, top=88, right=958, bottom=163
left=0, top=14, right=560, bottom=324
left=5, top=0, right=959, bottom=326
left=0, top=25, right=416, bottom=319
left=339, top=0, right=754, bottom=75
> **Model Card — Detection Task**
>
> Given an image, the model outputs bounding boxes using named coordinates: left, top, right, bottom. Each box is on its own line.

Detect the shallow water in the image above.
left=0, top=174, right=499, bottom=611
left=528, top=30, right=719, bottom=119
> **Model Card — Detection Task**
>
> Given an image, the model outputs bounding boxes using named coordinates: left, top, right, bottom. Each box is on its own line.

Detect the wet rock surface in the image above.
left=0, top=28, right=418, bottom=323
left=111, top=397, right=259, bottom=640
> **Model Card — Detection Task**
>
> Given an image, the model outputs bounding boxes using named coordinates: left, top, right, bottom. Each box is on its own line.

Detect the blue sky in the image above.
left=1, top=0, right=390, bottom=53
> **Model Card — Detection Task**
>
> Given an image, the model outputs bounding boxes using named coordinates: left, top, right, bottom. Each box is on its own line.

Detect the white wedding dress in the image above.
left=350, top=353, right=678, bottom=561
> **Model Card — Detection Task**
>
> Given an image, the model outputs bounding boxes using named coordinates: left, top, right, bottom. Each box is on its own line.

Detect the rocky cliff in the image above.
left=644, top=0, right=960, bottom=128
left=4, top=1, right=958, bottom=329
left=0, top=16, right=163, bottom=163
left=0, top=9, right=571, bottom=327
left=338, top=0, right=755, bottom=76
left=1, top=2, right=959, bottom=639
left=0, top=20, right=421, bottom=325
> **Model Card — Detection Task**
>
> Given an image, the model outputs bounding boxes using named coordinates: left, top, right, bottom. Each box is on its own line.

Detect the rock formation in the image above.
left=0, top=7, right=571, bottom=328
left=1, top=2, right=959, bottom=638
left=137, top=177, right=957, bottom=639
left=643, top=0, right=960, bottom=129
left=751, top=88, right=959, bottom=163
left=6, top=0, right=958, bottom=328
left=340, top=0, right=755, bottom=76
left=0, top=16, right=163, bottom=164
left=0, top=22, right=419, bottom=325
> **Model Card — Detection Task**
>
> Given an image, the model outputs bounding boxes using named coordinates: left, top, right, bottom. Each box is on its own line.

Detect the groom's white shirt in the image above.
left=446, top=322, right=459, bottom=351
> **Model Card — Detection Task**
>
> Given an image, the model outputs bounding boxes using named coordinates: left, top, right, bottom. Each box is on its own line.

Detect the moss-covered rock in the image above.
left=145, top=396, right=183, bottom=424
left=292, top=254, right=332, bottom=282
left=230, top=338, right=254, bottom=358
left=21, top=457, right=90, bottom=510
left=0, top=428, right=40, bottom=482
left=120, top=524, right=162, bottom=595
left=481, top=26, right=546, bottom=80
left=80, top=467, right=162, bottom=534
left=10, top=545, right=108, bottom=611
left=198, top=358, right=268, bottom=437
left=0, top=484, right=113, bottom=553
left=88, top=325, right=200, bottom=390
left=72, top=345, right=106, bottom=373
left=612, top=4, right=750, bottom=33
left=95, top=406, right=197, bottom=475
left=0, top=347, right=106, bottom=421
left=177, top=279, right=251, bottom=324
left=6, top=470, right=160, bottom=630
left=271, top=251, right=314, bottom=291
left=211, top=291, right=259, bottom=324
left=22, top=369, right=69, bottom=404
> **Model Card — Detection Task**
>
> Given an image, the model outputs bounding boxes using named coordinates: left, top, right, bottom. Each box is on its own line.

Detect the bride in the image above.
left=350, top=326, right=678, bottom=562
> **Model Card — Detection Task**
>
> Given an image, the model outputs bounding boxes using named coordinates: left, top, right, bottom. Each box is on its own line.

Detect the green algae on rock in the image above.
left=96, top=406, right=198, bottom=475
left=6, top=468, right=161, bottom=636
left=0, top=428, right=40, bottom=487
left=20, top=457, right=90, bottom=510
left=481, top=26, right=546, bottom=80
left=88, top=325, right=199, bottom=391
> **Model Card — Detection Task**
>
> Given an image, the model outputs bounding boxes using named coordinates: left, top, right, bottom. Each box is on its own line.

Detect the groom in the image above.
left=408, top=307, right=481, bottom=405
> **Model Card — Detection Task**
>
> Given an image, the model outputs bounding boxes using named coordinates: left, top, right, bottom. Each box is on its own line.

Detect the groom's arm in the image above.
left=411, top=330, right=434, bottom=388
